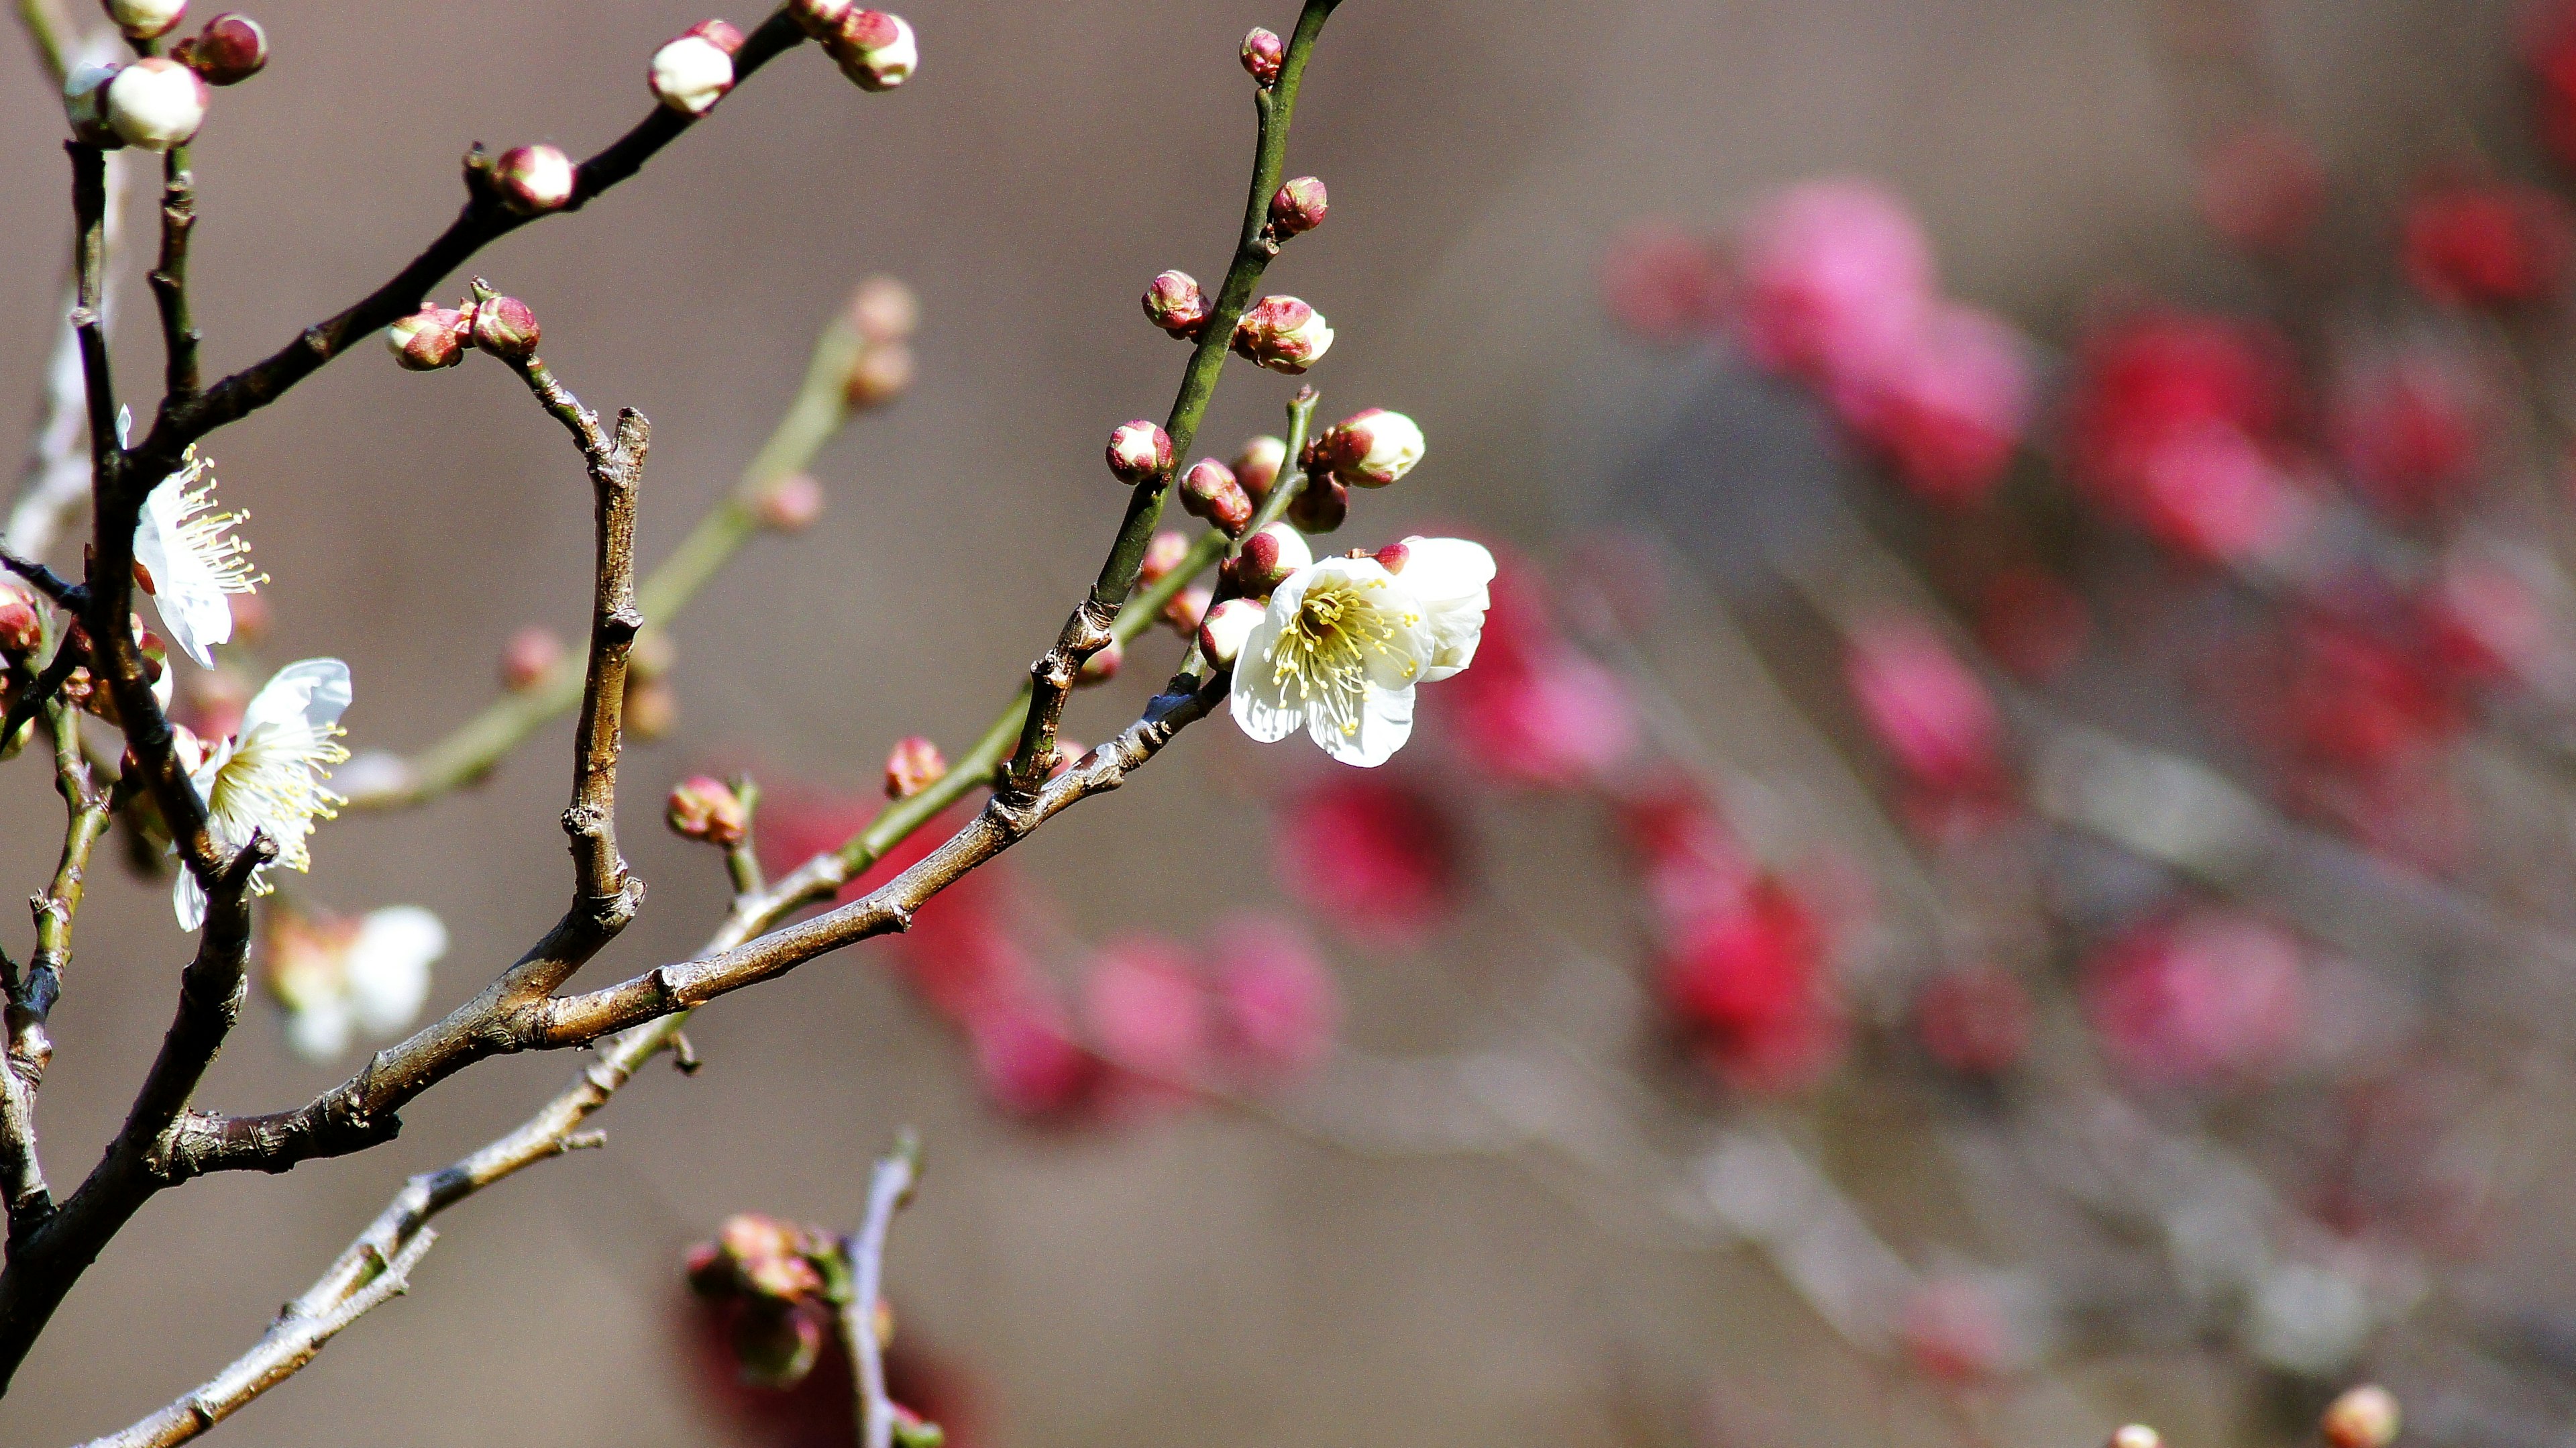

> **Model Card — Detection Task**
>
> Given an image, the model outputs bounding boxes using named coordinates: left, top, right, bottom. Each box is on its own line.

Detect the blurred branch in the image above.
left=845, top=1131, right=922, bottom=1448
left=13, top=0, right=70, bottom=85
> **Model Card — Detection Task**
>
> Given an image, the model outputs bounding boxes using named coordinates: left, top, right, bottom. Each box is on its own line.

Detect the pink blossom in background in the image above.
left=2330, top=351, right=2489, bottom=518
left=1656, top=876, right=1844, bottom=1093
left=2279, top=613, right=2462, bottom=778
left=2401, top=178, right=2571, bottom=309
left=1843, top=617, right=2006, bottom=797
left=1208, top=916, right=1341, bottom=1082
left=1601, top=221, right=1732, bottom=345
left=1913, top=965, right=2035, bottom=1078
left=1973, top=566, right=2090, bottom=681
left=2197, top=125, right=2327, bottom=256
left=1081, top=935, right=1212, bottom=1098
left=1275, top=775, right=1464, bottom=940
left=1734, top=178, right=1936, bottom=384
left=963, top=992, right=1097, bottom=1119
left=2084, top=912, right=2306, bottom=1088
left=1829, top=303, right=2035, bottom=508
left=1438, top=566, right=1637, bottom=787
left=1899, top=1274, right=2012, bottom=1385
left=1617, top=782, right=1760, bottom=929
left=2419, top=558, right=2548, bottom=685
left=2528, top=2, right=2576, bottom=171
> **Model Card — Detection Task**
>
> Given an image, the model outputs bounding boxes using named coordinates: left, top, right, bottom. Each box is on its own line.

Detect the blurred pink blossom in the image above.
left=1601, top=221, right=1731, bottom=345
left=2402, top=178, right=2570, bottom=309
left=1914, top=965, right=2035, bottom=1078
left=1843, top=617, right=2006, bottom=797
left=1656, top=876, right=1844, bottom=1093
left=1829, top=303, right=2034, bottom=508
left=1734, top=178, right=1936, bottom=384
left=2197, top=125, right=2326, bottom=256
left=1275, top=776, right=1464, bottom=941
left=2084, top=912, right=2306, bottom=1088
left=1082, top=935, right=1211, bottom=1098
left=1208, top=916, right=1341, bottom=1082
left=2330, top=351, right=2489, bottom=518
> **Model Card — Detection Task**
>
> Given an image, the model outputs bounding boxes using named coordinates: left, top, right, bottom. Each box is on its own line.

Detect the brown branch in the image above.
left=147, top=150, right=200, bottom=401
left=844, top=1132, right=922, bottom=1448
left=1, top=696, right=111, bottom=1245
left=0, top=546, right=83, bottom=610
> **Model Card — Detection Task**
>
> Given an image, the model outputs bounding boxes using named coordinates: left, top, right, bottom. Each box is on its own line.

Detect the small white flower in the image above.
left=174, top=658, right=352, bottom=931
left=133, top=448, right=264, bottom=668
left=1228, top=537, right=1495, bottom=767
left=264, top=901, right=446, bottom=1062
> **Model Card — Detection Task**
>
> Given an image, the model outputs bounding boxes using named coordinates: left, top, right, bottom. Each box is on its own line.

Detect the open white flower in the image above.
left=174, top=658, right=352, bottom=931
left=264, top=901, right=447, bottom=1062
left=133, top=448, right=264, bottom=668
left=1228, top=537, right=1495, bottom=767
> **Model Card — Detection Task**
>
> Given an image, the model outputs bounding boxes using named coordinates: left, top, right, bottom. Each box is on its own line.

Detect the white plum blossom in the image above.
left=174, top=658, right=352, bottom=931
left=265, top=902, right=447, bottom=1062
left=1228, top=536, right=1495, bottom=767
left=133, top=448, right=263, bottom=668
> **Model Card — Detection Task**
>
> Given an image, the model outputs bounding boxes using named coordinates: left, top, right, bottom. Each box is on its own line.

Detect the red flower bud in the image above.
left=1285, top=475, right=1347, bottom=534
left=1178, top=459, right=1254, bottom=535
left=1229, top=295, right=1334, bottom=374
left=831, top=9, right=916, bottom=91
left=467, top=292, right=541, bottom=360
left=1240, top=27, right=1283, bottom=85
left=0, top=585, right=40, bottom=659
left=1314, top=407, right=1424, bottom=487
left=499, top=625, right=564, bottom=692
left=492, top=144, right=576, bottom=215
left=1163, top=583, right=1212, bottom=637
left=1138, top=529, right=1190, bottom=584
left=1267, top=176, right=1328, bottom=238
left=176, top=12, right=266, bottom=85
left=1106, top=420, right=1173, bottom=486
left=649, top=23, right=740, bottom=116
left=1076, top=639, right=1122, bottom=686
left=665, top=775, right=747, bottom=846
left=1232, top=435, right=1286, bottom=501
left=386, top=307, right=467, bottom=371
left=848, top=274, right=920, bottom=345
left=883, top=735, right=947, bottom=799
left=1141, top=269, right=1211, bottom=340
left=1368, top=539, right=1409, bottom=574
left=1224, top=521, right=1309, bottom=598
left=753, top=472, right=826, bottom=531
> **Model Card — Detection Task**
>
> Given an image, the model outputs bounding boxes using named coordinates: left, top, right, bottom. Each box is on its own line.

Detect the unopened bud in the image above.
left=845, top=342, right=914, bottom=409
left=1240, top=27, right=1283, bottom=85
left=492, top=144, right=576, bottom=215
left=735, top=1310, right=826, bottom=1389
left=386, top=307, right=467, bottom=371
left=1285, top=475, right=1347, bottom=534
left=1368, top=539, right=1409, bottom=574
left=755, top=473, right=826, bottom=531
left=1198, top=597, right=1263, bottom=664
left=105, top=58, right=208, bottom=151
left=1179, top=459, right=1254, bottom=535
left=467, top=292, right=541, bottom=360
left=1163, top=582, right=1212, bottom=636
left=623, top=677, right=678, bottom=741
left=1224, top=521, right=1309, bottom=597
left=1232, top=435, right=1286, bottom=502
left=64, top=62, right=124, bottom=148
left=1267, top=176, right=1328, bottom=238
left=105, top=0, right=186, bottom=39
left=2108, top=1428, right=2161, bottom=1448
left=2322, top=1387, right=2400, bottom=1448
left=175, top=12, right=266, bottom=85
left=848, top=275, right=919, bottom=345
left=0, top=586, right=40, bottom=658
left=665, top=775, right=747, bottom=845
left=831, top=9, right=916, bottom=91
left=883, top=735, right=947, bottom=798
left=500, top=625, right=564, bottom=691
left=1229, top=296, right=1334, bottom=374
left=787, top=0, right=853, bottom=39
left=1106, top=420, right=1173, bottom=485
left=1077, top=639, right=1122, bottom=686
left=649, top=24, right=739, bottom=117
left=1315, top=407, right=1423, bottom=487
left=1139, top=529, right=1190, bottom=584
left=1142, top=270, right=1211, bottom=340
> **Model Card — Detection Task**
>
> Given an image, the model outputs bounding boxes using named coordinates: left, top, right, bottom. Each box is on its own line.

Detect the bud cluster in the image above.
left=649, top=19, right=745, bottom=117
left=790, top=1, right=918, bottom=91
left=665, top=775, right=749, bottom=846
left=845, top=274, right=920, bottom=410
left=884, top=735, right=947, bottom=799
left=684, top=1214, right=851, bottom=1388
left=386, top=284, right=544, bottom=370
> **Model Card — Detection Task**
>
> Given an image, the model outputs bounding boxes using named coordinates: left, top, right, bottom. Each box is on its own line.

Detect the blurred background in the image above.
left=0, top=0, right=2565, bottom=1445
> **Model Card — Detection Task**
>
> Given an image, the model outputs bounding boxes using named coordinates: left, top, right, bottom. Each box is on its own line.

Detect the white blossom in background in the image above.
left=1229, top=536, right=1494, bottom=767
left=265, top=902, right=446, bottom=1062
left=133, top=448, right=264, bottom=668
left=175, top=658, right=352, bottom=931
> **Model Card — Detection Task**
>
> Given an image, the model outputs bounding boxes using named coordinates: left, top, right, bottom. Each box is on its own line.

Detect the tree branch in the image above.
left=147, top=150, right=200, bottom=401
left=0, top=696, right=110, bottom=1245
left=844, top=1131, right=921, bottom=1448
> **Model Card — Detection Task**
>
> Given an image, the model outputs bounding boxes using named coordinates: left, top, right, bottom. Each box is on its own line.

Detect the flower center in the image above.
left=166, top=450, right=266, bottom=595
left=1272, top=576, right=1409, bottom=737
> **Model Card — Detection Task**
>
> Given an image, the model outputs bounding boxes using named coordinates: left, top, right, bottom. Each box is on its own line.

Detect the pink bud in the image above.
left=104, top=58, right=207, bottom=151
left=754, top=472, right=826, bottom=532
left=1314, top=407, right=1424, bottom=487
left=62, top=62, right=123, bottom=148
left=1163, top=582, right=1212, bottom=637
left=2320, top=1386, right=2401, bottom=1448
left=492, top=144, right=576, bottom=215
left=1076, top=638, right=1122, bottom=686
left=1105, top=420, right=1173, bottom=486
left=467, top=292, right=540, bottom=360
left=176, top=12, right=266, bottom=85
left=1141, top=269, right=1211, bottom=340
left=104, top=0, right=186, bottom=40
left=1224, top=521, right=1309, bottom=597
left=0, top=585, right=40, bottom=659
left=1138, top=530, right=1190, bottom=585
left=1240, top=26, right=1283, bottom=85
left=1082, top=937, right=1210, bottom=1088
left=831, top=9, right=916, bottom=91
left=786, top=0, right=853, bottom=40
left=1267, top=176, right=1328, bottom=238
left=1285, top=475, right=1347, bottom=534
left=1368, top=540, right=1409, bottom=574
left=1197, top=597, right=1263, bottom=664
left=686, top=17, right=745, bottom=49
left=844, top=342, right=915, bottom=409
left=386, top=307, right=467, bottom=371
left=665, top=775, right=747, bottom=846
left=1232, top=435, right=1286, bottom=501
left=499, top=625, right=564, bottom=692
left=649, top=27, right=738, bottom=117
left=847, top=274, right=919, bottom=344
left=883, top=735, right=947, bottom=799
left=1178, top=459, right=1254, bottom=535
left=1229, top=295, right=1334, bottom=374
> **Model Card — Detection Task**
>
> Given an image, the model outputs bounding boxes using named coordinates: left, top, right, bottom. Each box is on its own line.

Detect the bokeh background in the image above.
left=0, top=1, right=2551, bottom=1445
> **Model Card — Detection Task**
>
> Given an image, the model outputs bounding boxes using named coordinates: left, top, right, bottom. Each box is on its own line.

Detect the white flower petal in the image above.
left=241, top=658, right=352, bottom=737
left=285, top=1000, right=356, bottom=1063
left=1400, top=536, right=1495, bottom=682
left=1314, top=680, right=1415, bottom=767
left=1230, top=610, right=1304, bottom=743
left=345, top=906, right=445, bottom=1035
left=172, top=867, right=207, bottom=933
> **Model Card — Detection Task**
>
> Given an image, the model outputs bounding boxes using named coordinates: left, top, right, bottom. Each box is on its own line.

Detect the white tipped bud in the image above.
left=104, top=58, right=208, bottom=151
left=1198, top=597, right=1263, bottom=664
left=832, top=9, right=916, bottom=91
left=650, top=29, right=739, bottom=117
left=492, top=144, right=576, bottom=215
left=2321, top=1388, right=2400, bottom=1448
left=1232, top=435, right=1287, bottom=501
left=1230, top=296, right=1334, bottom=374
left=1106, top=420, right=1173, bottom=486
left=2108, top=1429, right=2160, bottom=1448
left=1224, top=521, right=1309, bottom=597
left=104, top=0, right=186, bottom=39
left=1316, top=407, right=1424, bottom=487
left=64, top=62, right=124, bottom=148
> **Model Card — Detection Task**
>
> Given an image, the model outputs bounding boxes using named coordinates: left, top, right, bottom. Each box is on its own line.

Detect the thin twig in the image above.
left=147, top=149, right=200, bottom=400
left=844, top=1131, right=922, bottom=1448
